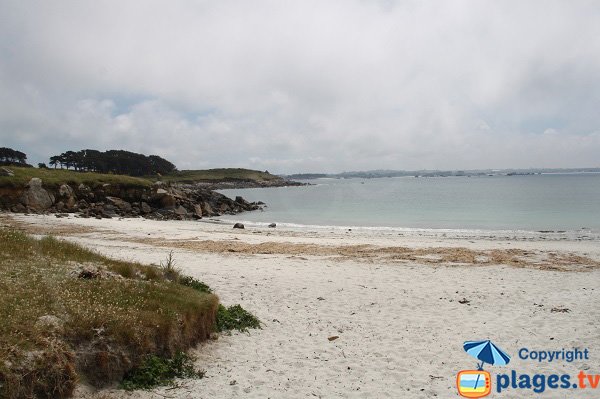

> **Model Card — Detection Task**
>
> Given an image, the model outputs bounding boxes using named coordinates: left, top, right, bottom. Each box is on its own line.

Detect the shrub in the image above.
left=120, top=352, right=204, bottom=390
left=178, top=275, right=212, bottom=293
left=160, top=250, right=180, bottom=281
left=216, top=304, right=261, bottom=332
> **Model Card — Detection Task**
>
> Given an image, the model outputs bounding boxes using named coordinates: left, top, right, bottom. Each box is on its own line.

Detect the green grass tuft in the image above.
left=216, top=304, right=261, bottom=332
left=178, top=275, right=212, bottom=293
left=120, top=351, right=204, bottom=391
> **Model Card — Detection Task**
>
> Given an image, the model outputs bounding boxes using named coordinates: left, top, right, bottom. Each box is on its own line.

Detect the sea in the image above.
left=216, top=173, right=600, bottom=237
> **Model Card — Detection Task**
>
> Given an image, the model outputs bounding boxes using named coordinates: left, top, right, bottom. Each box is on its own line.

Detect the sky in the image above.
left=1, top=0, right=599, bottom=174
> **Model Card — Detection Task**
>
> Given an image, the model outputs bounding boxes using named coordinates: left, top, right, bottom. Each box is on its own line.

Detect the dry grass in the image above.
left=0, top=229, right=218, bottom=398
left=131, top=238, right=600, bottom=272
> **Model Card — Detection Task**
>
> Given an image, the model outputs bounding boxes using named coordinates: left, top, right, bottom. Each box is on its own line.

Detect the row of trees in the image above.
left=0, top=147, right=30, bottom=167
left=48, top=149, right=177, bottom=176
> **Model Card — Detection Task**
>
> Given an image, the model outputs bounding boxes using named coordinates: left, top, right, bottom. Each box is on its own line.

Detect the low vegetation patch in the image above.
left=120, top=351, right=204, bottom=391
left=0, top=166, right=151, bottom=189
left=0, top=229, right=218, bottom=398
left=216, top=304, right=262, bottom=332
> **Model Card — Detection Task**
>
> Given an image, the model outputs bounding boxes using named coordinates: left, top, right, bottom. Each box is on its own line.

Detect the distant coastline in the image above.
left=285, top=167, right=600, bottom=180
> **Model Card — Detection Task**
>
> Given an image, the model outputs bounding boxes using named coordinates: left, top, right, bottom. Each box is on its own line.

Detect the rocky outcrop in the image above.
left=20, top=178, right=55, bottom=210
left=1, top=179, right=264, bottom=220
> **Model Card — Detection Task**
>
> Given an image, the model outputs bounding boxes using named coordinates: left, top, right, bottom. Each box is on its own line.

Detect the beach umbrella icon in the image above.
left=462, top=340, right=510, bottom=395
left=463, top=340, right=511, bottom=369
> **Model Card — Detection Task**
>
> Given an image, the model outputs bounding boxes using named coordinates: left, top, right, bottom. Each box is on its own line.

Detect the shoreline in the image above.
left=206, top=216, right=600, bottom=242
left=2, top=214, right=599, bottom=398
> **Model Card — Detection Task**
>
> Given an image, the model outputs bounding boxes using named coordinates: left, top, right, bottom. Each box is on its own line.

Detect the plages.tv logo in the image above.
left=457, top=340, right=511, bottom=398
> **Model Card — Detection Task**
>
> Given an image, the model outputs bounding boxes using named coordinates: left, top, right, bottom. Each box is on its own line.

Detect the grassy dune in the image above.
left=0, top=166, right=151, bottom=189
left=0, top=166, right=283, bottom=189
left=0, top=229, right=219, bottom=398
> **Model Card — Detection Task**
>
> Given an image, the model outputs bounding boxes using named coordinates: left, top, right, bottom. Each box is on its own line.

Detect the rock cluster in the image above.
left=1, top=178, right=264, bottom=220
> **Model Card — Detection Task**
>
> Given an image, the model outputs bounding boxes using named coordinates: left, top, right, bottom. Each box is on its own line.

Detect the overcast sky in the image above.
left=1, top=1, right=599, bottom=173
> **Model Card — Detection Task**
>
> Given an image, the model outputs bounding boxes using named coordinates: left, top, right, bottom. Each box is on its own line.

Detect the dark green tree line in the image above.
left=48, top=149, right=177, bottom=176
left=0, top=147, right=30, bottom=167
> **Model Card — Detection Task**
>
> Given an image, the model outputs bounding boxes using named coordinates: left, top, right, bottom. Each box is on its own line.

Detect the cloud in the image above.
left=1, top=0, right=600, bottom=172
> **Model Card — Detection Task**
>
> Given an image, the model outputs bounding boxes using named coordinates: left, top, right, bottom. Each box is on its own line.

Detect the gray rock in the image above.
left=140, top=201, right=152, bottom=214
left=11, top=203, right=26, bottom=213
left=20, top=178, right=54, bottom=210
left=202, top=201, right=214, bottom=216
left=105, top=196, right=132, bottom=212
left=268, top=223, right=276, bottom=228
left=233, top=222, right=245, bottom=229
left=59, top=184, right=74, bottom=198
left=174, top=205, right=187, bottom=216
left=235, top=196, right=249, bottom=205
left=65, top=196, right=77, bottom=210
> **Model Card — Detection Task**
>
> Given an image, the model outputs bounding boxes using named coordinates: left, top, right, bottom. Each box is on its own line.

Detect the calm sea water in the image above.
left=217, top=174, right=600, bottom=232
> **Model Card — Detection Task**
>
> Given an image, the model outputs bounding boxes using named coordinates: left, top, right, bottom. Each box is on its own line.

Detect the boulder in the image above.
left=173, top=205, right=188, bottom=216
left=20, top=178, right=54, bottom=210
left=65, top=196, right=77, bottom=210
left=78, top=183, right=91, bottom=193
left=160, top=194, right=176, bottom=208
left=105, top=196, right=133, bottom=212
left=140, top=201, right=152, bottom=214
left=268, top=223, right=276, bottom=228
left=11, top=203, right=26, bottom=213
left=235, top=196, right=250, bottom=205
left=0, top=167, right=14, bottom=176
left=193, top=204, right=203, bottom=218
left=233, top=222, right=245, bottom=229
left=59, top=184, right=74, bottom=198
left=153, top=188, right=177, bottom=208
left=101, top=204, right=118, bottom=218
left=202, top=201, right=214, bottom=216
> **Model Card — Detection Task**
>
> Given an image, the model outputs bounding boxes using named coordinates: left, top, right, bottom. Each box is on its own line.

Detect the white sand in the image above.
left=3, top=214, right=600, bottom=398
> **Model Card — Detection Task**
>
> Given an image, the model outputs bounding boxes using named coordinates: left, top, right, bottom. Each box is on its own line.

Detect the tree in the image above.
left=0, top=147, right=30, bottom=166
left=47, top=149, right=177, bottom=176
left=49, top=156, right=60, bottom=169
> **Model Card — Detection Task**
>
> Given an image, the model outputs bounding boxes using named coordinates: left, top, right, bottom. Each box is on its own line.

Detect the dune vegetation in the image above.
left=0, top=229, right=221, bottom=398
left=0, top=166, right=152, bottom=189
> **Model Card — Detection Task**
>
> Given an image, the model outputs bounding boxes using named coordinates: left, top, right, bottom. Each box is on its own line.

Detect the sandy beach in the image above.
left=2, top=214, right=599, bottom=398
